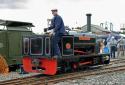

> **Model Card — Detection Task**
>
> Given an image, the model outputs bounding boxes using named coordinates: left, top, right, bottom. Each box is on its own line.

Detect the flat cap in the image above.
left=51, top=9, right=58, bottom=12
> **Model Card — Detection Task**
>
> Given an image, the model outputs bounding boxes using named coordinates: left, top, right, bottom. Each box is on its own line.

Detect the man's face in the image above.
left=52, top=11, right=57, bottom=16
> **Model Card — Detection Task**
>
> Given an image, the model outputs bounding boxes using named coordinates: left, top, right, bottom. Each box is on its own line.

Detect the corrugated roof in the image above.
left=82, top=24, right=111, bottom=32
left=0, top=19, right=35, bottom=27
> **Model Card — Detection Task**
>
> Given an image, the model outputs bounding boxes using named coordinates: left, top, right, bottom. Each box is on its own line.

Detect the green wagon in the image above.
left=0, top=20, right=34, bottom=70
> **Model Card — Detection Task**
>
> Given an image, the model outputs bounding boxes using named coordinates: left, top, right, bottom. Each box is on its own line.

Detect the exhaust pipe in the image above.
left=86, top=14, right=92, bottom=32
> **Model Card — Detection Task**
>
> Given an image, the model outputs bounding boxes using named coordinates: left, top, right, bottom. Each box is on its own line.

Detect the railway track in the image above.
left=0, top=75, right=45, bottom=85
left=110, top=58, right=125, bottom=63
left=0, top=59, right=125, bottom=85
left=36, top=65, right=125, bottom=85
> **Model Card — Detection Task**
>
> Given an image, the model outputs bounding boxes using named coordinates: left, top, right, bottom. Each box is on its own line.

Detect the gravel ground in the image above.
left=0, top=72, right=40, bottom=82
left=55, top=71, right=125, bottom=85
left=55, top=56, right=125, bottom=85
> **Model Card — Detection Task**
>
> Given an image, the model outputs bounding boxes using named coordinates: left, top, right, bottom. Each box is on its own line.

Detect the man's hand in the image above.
left=48, top=32, right=52, bottom=37
left=44, top=28, right=48, bottom=32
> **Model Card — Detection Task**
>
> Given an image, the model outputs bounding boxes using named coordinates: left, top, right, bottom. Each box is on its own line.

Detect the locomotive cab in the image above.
left=22, top=34, right=74, bottom=75
left=22, top=35, right=56, bottom=75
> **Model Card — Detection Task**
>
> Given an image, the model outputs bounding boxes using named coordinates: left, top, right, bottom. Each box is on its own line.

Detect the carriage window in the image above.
left=23, top=38, right=29, bottom=55
left=30, top=37, right=43, bottom=55
left=45, top=37, right=51, bottom=55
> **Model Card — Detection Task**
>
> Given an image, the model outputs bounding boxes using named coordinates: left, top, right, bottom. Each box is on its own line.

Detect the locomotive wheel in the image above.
left=0, top=55, right=9, bottom=75
left=104, top=60, right=110, bottom=64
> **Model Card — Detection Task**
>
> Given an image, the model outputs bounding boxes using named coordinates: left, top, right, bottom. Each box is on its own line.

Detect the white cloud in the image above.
left=0, top=0, right=28, bottom=9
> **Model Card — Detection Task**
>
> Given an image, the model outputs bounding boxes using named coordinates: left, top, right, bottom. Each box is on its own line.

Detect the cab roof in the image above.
left=0, top=19, right=35, bottom=27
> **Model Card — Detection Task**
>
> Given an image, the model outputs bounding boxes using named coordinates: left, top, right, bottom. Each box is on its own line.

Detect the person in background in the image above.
left=117, top=37, right=124, bottom=58
left=104, top=39, right=107, bottom=46
left=123, top=38, right=125, bottom=56
left=99, top=40, right=104, bottom=53
left=119, top=38, right=124, bottom=56
left=117, top=42, right=120, bottom=57
left=103, top=39, right=109, bottom=54
left=110, top=37, right=117, bottom=58
left=47, top=9, right=65, bottom=58
left=106, top=41, right=111, bottom=55
left=106, top=34, right=112, bottom=56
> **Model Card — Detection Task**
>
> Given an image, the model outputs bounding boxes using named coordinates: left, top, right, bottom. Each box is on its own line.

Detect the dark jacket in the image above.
left=48, top=15, right=65, bottom=35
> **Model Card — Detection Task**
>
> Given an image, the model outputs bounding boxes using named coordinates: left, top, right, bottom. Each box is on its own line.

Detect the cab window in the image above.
left=30, top=37, right=43, bottom=55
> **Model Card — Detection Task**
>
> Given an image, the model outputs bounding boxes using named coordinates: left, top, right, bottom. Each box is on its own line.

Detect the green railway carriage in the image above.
left=0, top=20, right=34, bottom=67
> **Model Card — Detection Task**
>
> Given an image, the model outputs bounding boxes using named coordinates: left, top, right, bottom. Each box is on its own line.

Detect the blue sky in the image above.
left=0, top=0, right=125, bottom=33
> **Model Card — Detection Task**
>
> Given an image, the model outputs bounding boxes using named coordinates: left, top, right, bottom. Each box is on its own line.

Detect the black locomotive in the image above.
left=22, top=31, right=110, bottom=75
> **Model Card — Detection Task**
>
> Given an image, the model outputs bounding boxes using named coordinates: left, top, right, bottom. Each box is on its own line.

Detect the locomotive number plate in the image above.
left=79, top=36, right=90, bottom=40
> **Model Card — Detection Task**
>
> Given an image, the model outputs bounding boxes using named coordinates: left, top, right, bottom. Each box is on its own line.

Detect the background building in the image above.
left=81, top=24, right=111, bottom=35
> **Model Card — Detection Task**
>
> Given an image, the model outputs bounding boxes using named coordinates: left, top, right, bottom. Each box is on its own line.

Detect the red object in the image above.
left=79, top=36, right=91, bottom=40
left=22, top=56, right=57, bottom=75
left=39, top=58, right=57, bottom=75
left=78, top=61, right=92, bottom=66
left=22, top=56, right=38, bottom=72
left=74, top=50, right=87, bottom=55
left=73, top=63, right=78, bottom=69
left=73, top=61, right=92, bottom=69
left=66, top=43, right=71, bottom=49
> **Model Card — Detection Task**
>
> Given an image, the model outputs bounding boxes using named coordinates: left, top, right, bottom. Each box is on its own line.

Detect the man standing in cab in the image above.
left=47, top=9, right=65, bottom=58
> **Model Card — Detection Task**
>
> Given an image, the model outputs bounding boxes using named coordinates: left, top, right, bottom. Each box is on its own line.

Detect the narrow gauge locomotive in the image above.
left=22, top=31, right=110, bottom=75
